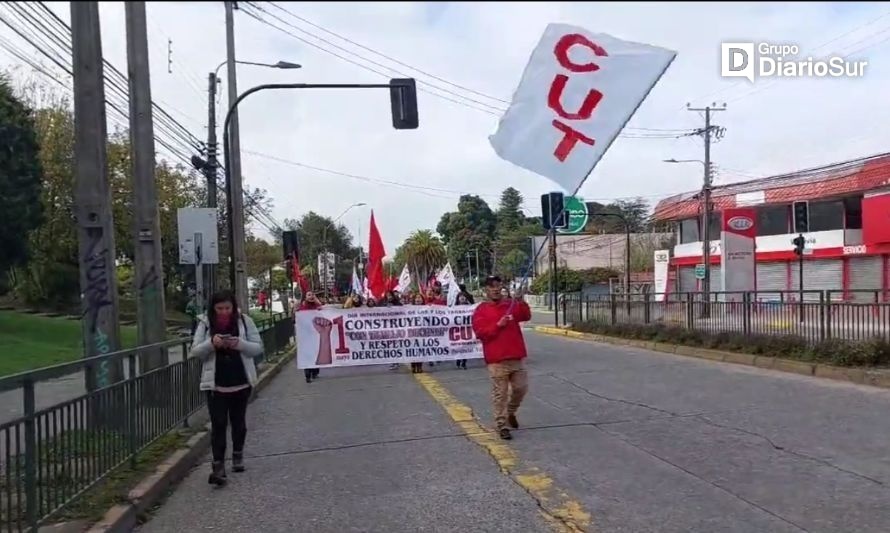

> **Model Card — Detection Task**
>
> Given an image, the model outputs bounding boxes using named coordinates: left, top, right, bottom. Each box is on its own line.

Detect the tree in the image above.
left=0, top=74, right=43, bottom=287
left=586, top=198, right=651, bottom=234
left=7, top=79, right=214, bottom=310
left=496, top=187, right=524, bottom=234
left=280, top=212, right=360, bottom=292
left=245, top=234, right=281, bottom=281
left=396, top=229, right=447, bottom=286
left=437, top=195, right=496, bottom=279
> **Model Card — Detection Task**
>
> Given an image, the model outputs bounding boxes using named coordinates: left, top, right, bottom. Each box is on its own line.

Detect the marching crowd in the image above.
left=189, top=275, right=531, bottom=487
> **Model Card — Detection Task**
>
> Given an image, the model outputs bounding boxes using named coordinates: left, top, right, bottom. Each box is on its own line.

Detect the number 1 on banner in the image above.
left=332, top=316, right=350, bottom=354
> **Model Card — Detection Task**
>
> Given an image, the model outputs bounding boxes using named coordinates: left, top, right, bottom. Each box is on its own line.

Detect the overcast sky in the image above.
left=2, top=1, right=889, bottom=254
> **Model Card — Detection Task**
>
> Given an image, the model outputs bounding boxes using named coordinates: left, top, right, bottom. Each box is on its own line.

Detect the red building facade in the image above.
left=652, top=153, right=890, bottom=302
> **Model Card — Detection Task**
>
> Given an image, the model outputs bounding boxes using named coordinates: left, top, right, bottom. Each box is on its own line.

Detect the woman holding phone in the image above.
left=190, top=290, right=264, bottom=486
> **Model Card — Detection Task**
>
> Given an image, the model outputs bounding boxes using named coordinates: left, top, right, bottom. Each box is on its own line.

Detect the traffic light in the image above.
left=793, top=201, right=809, bottom=233
left=389, top=78, right=419, bottom=130
left=282, top=230, right=299, bottom=260
left=792, top=234, right=806, bottom=256
left=541, top=192, right=567, bottom=230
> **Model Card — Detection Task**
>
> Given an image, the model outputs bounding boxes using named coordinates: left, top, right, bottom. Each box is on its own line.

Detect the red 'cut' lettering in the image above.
left=551, top=120, right=595, bottom=162
left=553, top=33, right=608, bottom=73
left=547, top=74, right=604, bottom=120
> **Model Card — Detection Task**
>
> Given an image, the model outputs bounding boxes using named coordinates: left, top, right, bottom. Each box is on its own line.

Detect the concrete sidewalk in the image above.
left=138, top=362, right=553, bottom=533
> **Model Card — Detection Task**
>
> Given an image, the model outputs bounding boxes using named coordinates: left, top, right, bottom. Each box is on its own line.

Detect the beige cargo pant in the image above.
left=487, top=359, right=528, bottom=430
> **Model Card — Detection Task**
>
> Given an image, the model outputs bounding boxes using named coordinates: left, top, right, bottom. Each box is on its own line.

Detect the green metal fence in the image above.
left=0, top=312, right=294, bottom=532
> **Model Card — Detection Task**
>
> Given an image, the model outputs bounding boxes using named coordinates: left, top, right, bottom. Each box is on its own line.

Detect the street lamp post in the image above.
left=665, top=158, right=712, bottom=317
left=220, top=79, right=419, bottom=304
left=321, top=202, right=367, bottom=300
left=191, top=59, right=301, bottom=304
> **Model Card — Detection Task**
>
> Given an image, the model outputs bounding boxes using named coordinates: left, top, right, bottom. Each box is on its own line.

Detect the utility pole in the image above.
left=225, top=0, right=249, bottom=311
left=205, top=71, right=218, bottom=298
left=474, top=248, right=481, bottom=283
left=125, top=1, right=167, bottom=371
left=71, top=1, right=124, bottom=391
left=466, top=251, right=473, bottom=283
left=687, top=103, right=726, bottom=318
left=549, top=231, right=558, bottom=326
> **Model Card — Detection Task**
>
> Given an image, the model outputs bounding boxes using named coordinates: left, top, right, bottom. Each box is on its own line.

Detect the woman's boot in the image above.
left=232, top=452, right=245, bottom=473
left=208, top=460, right=227, bottom=486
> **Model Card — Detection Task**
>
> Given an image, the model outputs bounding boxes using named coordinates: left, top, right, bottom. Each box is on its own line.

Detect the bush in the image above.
left=573, top=320, right=888, bottom=368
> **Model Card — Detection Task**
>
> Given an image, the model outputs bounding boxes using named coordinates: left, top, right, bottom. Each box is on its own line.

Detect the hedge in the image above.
left=573, top=320, right=890, bottom=368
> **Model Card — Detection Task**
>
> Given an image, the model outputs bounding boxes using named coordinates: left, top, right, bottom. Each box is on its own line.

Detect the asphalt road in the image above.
left=138, top=323, right=890, bottom=533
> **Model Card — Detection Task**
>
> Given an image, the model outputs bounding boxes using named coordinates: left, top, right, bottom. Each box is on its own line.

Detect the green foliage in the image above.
left=0, top=75, right=44, bottom=283
left=437, top=195, right=497, bottom=278
left=585, top=197, right=650, bottom=233
left=6, top=81, right=214, bottom=310
left=574, top=321, right=890, bottom=368
left=245, top=234, right=281, bottom=281
left=529, top=267, right=621, bottom=294
left=394, top=229, right=447, bottom=286
left=280, top=212, right=359, bottom=292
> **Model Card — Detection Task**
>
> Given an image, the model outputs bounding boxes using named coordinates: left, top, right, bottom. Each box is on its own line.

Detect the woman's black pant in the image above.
left=206, top=387, right=252, bottom=463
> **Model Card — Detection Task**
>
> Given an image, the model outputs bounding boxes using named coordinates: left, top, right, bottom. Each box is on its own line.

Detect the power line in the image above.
left=1, top=2, right=285, bottom=235
left=257, top=2, right=693, bottom=135
left=263, top=1, right=509, bottom=105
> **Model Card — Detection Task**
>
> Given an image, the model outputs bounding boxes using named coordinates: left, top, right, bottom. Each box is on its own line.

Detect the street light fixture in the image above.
left=664, top=157, right=713, bottom=317
left=192, top=58, right=303, bottom=304
left=220, top=79, right=418, bottom=305
left=322, top=202, right=367, bottom=299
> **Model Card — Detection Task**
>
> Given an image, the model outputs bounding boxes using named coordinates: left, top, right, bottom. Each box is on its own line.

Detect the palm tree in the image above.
left=401, top=230, right=447, bottom=284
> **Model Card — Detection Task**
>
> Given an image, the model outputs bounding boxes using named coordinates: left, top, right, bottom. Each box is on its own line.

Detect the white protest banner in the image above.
left=295, top=305, right=483, bottom=369
left=489, top=23, right=677, bottom=193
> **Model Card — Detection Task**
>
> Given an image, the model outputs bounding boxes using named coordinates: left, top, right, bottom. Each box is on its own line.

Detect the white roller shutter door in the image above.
left=790, top=258, right=842, bottom=302
left=756, top=261, right=787, bottom=297
left=848, top=256, right=882, bottom=303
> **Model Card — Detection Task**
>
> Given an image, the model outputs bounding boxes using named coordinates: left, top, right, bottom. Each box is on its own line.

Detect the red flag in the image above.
left=291, top=252, right=310, bottom=294
left=366, top=211, right=387, bottom=300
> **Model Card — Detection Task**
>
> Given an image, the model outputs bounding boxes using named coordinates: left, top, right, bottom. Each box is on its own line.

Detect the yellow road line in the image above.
left=414, top=373, right=593, bottom=532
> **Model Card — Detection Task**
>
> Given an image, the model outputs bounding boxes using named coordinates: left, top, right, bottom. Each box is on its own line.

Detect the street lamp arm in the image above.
left=221, top=82, right=398, bottom=295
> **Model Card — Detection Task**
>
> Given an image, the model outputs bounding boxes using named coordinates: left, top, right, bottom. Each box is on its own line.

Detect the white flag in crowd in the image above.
left=489, top=23, right=676, bottom=194
left=436, top=263, right=455, bottom=287
left=351, top=265, right=363, bottom=296
left=395, top=264, right=412, bottom=293
left=362, top=277, right=370, bottom=299
left=446, top=277, right=462, bottom=307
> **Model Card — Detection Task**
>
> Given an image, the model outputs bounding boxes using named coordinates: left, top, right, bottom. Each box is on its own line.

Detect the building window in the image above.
left=757, top=204, right=790, bottom=236
left=707, top=211, right=721, bottom=242
left=808, top=199, right=844, bottom=232
left=844, top=196, right=862, bottom=229
left=679, top=218, right=699, bottom=244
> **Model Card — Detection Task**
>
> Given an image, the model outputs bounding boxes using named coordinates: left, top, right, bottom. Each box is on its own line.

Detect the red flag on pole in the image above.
left=291, top=252, right=310, bottom=294
left=366, top=211, right=387, bottom=300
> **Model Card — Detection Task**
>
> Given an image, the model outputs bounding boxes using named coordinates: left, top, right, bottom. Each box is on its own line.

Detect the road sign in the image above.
left=177, top=208, right=219, bottom=265
left=556, top=196, right=589, bottom=234
left=694, top=263, right=706, bottom=279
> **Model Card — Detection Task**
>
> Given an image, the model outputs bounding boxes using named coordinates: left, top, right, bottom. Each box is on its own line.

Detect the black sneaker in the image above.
left=499, top=428, right=512, bottom=440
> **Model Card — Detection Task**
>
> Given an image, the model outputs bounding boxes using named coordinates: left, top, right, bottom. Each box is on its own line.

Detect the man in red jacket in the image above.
left=471, top=275, right=532, bottom=440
